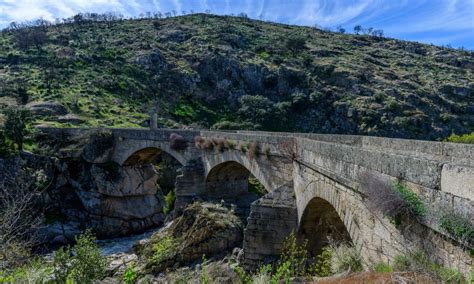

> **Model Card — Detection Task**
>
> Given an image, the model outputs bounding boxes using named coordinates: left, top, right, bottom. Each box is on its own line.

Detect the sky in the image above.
left=0, top=0, right=473, bottom=49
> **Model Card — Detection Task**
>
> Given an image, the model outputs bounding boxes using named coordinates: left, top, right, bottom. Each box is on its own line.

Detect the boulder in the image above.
left=76, top=191, right=163, bottom=220
left=92, top=164, right=158, bottom=197
left=57, top=114, right=84, bottom=124
left=27, top=101, right=68, bottom=116
left=136, top=202, right=243, bottom=273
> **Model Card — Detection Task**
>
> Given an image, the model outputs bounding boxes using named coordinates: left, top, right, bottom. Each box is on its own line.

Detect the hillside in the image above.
left=0, top=14, right=473, bottom=139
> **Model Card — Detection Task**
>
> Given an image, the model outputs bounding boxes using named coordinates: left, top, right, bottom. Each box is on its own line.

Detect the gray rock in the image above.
left=27, top=101, right=68, bottom=116
left=57, top=114, right=84, bottom=124
left=92, top=165, right=158, bottom=197
left=76, top=190, right=163, bottom=220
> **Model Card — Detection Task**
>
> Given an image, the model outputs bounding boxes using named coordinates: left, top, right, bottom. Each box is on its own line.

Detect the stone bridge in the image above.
left=40, top=127, right=474, bottom=274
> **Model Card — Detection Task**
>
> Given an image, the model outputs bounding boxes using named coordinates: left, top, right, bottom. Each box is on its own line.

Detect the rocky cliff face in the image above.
left=1, top=130, right=173, bottom=245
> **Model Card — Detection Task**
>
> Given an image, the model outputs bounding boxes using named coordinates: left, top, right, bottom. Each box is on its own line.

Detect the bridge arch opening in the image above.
left=123, top=147, right=183, bottom=214
left=298, top=197, right=352, bottom=257
left=205, top=161, right=268, bottom=219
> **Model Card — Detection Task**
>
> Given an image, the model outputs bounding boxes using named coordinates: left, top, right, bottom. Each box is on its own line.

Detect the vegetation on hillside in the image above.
left=0, top=14, right=473, bottom=139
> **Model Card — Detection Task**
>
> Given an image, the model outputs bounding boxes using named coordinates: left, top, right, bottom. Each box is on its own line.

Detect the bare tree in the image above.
left=0, top=167, right=49, bottom=269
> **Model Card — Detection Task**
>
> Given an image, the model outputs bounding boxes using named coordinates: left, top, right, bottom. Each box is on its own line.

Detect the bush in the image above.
left=392, top=183, right=426, bottom=217
left=361, top=173, right=426, bottom=224
left=445, top=132, right=474, bottom=144
left=150, top=235, right=177, bottom=267
left=123, top=264, right=138, bottom=284
left=1, top=107, right=32, bottom=151
left=247, top=141, right=259, bottom=159
left=329, top=243, right=363, bottom=273
left=170, top=133, right=187, bottom=150
left=52, top=230, right=107, bottom=283
left=163, top=189, right=176, bottom=215
left=0, top=129, right=17, bottom=158
left=439, top=211, right=474, bottom=246
left=285, top=35, right=306, bottom=53
left=248, top=176, right=266, bottom=196
left=393, top=251, right=464, bottom=283
left=311, top=246, right=332, bottom=276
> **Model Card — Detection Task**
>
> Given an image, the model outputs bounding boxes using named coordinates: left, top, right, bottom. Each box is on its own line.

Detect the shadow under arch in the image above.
left=123, top=147, right=184, bottom=167
left=205, top=160, right=268, bottom=218
left=298, top=197, right=352, bottom=257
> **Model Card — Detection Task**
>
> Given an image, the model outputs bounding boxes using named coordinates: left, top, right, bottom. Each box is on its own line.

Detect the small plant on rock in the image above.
left=123, top=264, right=138, bottom=284
left=439, top=211, right=474, bottom=246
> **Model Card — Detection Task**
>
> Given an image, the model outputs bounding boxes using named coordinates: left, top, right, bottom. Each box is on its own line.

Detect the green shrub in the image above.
left=0, top=129, right=18, bottom=158
left=393, top=251, right=465, bottom=282
left=150, top=235, right=177, bottom=266
left=52, top=230, right=107, bottom=283
left=2, top=107, right=32, bottom=150
left=439, top=211, right=474, bottom=245
left=373, top=262, right=393, bottom=273
left=123, top=264, right=138, bottom=284
left=445, top=132, right=474, bottom=144
left=311, top=246, right=333, bottom=276
left=163, top=189, right=176, bottom=215
left=278, top=233, right=309, bottom=277
left=248, top=176, right=266, bottom=197
left=200, top=255, right=210, bottom=284
left=393, top=183, right=427, bottom=217
left=329, top=243, right=363, bottom=273
left=0, top=258, right=52, bottom=283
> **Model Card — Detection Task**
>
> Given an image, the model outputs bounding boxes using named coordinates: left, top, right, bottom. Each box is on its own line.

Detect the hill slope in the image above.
left=0, top=14, right=473, bottom=139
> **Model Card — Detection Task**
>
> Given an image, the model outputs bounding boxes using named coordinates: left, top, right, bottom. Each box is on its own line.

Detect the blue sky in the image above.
left=1, top=0, right=473, bottom=49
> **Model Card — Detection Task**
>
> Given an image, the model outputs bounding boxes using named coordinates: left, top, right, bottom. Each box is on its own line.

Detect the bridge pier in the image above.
left=243, top=183, right=298, bottom=270
left=174, top=158, right=206, bottom=212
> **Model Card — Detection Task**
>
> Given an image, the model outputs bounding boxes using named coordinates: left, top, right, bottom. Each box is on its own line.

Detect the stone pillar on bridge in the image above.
left=243, top=182, right=298, bottom=270
left=150, top=112, right=158, bottom=130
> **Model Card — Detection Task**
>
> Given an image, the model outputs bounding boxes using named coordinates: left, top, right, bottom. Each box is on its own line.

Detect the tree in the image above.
left=285, top=35, right=306, bottom=53
left=172, top=10, right=177, bottom=17
left=372, top=29, right=384, bottom=38
left=0, top=167, right=49, bottom=268
left=11, top=26, right=48, bottom=50
left=2, top=107, right=32, bottom=151
left=353, top=25, right=362, bottom=35
left=336, top=25, right=346, bottom=34
left=238, top=95, right=276, bottom=129
left=366, top=27, right=374, bottom=35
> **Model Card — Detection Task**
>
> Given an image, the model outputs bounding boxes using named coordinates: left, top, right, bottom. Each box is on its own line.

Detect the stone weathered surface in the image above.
left=243, top=183, right=297, bottom=270
left=440, top=164, right=474, bottom=200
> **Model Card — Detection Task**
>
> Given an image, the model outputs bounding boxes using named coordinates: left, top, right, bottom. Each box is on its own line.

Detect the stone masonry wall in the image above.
left=243, top=183, right=298, bottom=270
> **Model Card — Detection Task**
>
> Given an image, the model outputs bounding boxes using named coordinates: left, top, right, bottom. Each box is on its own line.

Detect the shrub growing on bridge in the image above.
left=169, top=133, right=187, bottom=150
left=361, top=173, right=426, bottom=225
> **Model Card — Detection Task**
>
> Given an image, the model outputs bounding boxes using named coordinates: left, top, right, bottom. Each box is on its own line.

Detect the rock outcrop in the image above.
left=136, top=202, right=243, bottom=273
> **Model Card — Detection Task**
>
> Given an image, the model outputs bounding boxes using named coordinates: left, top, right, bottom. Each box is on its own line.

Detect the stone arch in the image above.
left=298, top=197, right=352, bottom=256
left=205, top=161, right=268, bottom=198
left=294, top=168, right=364, bottom=259
left=202, top=150, right=291, bottom=193
left=204, top=159, right=271, bottom=219
left=115, top=140, right=188, bottom=166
